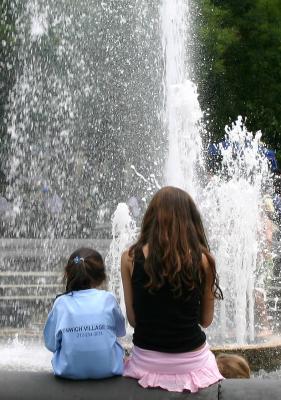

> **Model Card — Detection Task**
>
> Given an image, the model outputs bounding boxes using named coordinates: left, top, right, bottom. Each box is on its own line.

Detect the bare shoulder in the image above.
left=121, top=249, right=133, bottom=263
left=201, top=253, right=209, bottom=270
left=201, top=253, right=214, bottom=276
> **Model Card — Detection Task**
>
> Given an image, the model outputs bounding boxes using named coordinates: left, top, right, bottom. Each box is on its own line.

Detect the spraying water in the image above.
left=201, top=118, right=271, bottom=344
left=106, top=203, right=137, bottom=319
left=161, top=0, right=203, bottom=197
left=3, top=0, right=163, bottom=240
left=1, top=0, right=163, bottom=334
left=0, top=335, right=51, bottom=372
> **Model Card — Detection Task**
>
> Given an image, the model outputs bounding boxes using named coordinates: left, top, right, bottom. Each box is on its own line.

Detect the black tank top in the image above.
left=132, top=251, right=206, bottom=353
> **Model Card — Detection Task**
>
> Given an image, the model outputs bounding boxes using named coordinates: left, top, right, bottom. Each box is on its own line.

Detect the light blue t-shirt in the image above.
left=44, top=289, right=126, bottom=379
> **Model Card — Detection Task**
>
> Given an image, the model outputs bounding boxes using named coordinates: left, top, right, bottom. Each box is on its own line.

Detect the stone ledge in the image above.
left=0, top=371, right=280, bottom=400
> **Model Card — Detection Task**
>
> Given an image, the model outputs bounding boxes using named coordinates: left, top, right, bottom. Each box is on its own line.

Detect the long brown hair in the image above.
left=129, top=186, right=222, bottom=298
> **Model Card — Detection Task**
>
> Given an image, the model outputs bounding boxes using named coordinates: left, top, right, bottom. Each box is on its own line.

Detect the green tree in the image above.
left=192, top=0, right=281, bottom=161
left=191, top=0, right=239, bottom=141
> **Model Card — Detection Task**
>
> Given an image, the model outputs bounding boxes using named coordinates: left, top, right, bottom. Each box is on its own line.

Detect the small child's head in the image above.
left=216, top=353, right=251, bottom=379
left=64, top=248, right=106, bottom=292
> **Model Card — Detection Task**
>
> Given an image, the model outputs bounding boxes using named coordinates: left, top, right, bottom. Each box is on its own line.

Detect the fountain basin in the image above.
left=212, top=339, right=281, bottom=372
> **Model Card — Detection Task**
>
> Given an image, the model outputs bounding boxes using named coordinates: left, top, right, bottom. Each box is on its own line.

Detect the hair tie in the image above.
left=73, top=256, right=84, bottom=264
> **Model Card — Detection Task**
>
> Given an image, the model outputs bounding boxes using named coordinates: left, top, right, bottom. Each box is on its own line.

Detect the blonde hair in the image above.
left=216, top=353, right=251, bottom=379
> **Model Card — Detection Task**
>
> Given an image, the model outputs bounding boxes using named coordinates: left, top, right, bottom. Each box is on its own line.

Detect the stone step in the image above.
left=0, top=258, right=55, bottom=273
left=0, top=272, right=62, bottom=286
left=0, top=238, right=111, bottom=255
left=0, top=285, right=63, bottom=298
left=0, top=238, right=111, bottom=274
left=0, top=238, right=111, bottom=329
left=0, top=299, right=54, bottom=328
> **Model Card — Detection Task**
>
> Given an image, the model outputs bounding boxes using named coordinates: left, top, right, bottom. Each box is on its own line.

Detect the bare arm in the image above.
left=200, top=254, right=215, bottom=328
left=121, top=250, right=136, bottom=328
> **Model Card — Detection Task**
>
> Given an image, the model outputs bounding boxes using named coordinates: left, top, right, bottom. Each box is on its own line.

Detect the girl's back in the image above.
left=132, top=249, right=206, bottom=352
left=45, top=289, right=125, bottom=379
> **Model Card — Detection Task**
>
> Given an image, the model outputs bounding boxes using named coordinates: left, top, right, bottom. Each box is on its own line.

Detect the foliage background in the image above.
left=191, top=0, right=281, bottom=163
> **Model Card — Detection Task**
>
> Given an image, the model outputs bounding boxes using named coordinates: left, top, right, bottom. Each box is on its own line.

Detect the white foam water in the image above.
left=106, top=203, right=137, bottom=320
left=0, top=336, right=51, bottom=372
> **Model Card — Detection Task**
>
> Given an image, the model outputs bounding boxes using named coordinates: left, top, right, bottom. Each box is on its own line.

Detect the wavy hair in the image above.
left=129, top=186, right=222, bottom=299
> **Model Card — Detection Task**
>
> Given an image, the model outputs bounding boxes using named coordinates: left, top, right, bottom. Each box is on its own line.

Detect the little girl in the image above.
left=44, top=247, right=126, bottom=379
left=216, top=353, right=251, bottom=379
left=121, top=186, right=224, bottom=392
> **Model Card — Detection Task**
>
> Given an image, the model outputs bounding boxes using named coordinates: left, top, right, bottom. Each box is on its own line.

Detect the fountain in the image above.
left=106, top=202, right=137, bottom=323
left=161, top=0, right=203, bottom=196
left=1, top=0, right=281, bottom=378
left=0, top=0, right=163, bottom=334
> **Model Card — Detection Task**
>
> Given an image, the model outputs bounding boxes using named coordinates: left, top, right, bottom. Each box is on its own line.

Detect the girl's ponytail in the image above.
left=63, top=248, right=106, bottom=293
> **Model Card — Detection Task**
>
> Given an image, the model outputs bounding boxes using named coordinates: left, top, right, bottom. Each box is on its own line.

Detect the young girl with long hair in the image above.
left=121, top=186, right=223, bottom=392
left=44, top=247, right=125, bottom=379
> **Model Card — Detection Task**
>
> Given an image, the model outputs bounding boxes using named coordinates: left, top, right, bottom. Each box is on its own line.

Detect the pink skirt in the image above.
left=123, top=343, right=224, bottom=393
